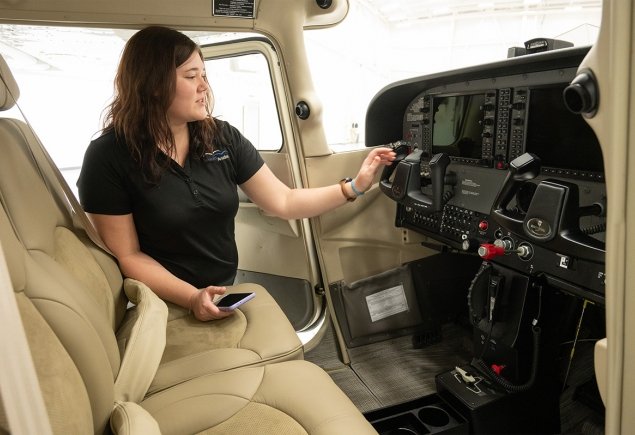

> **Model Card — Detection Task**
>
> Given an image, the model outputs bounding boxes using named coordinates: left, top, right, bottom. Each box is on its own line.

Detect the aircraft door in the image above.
left=201, top=40, right=322, bottom=332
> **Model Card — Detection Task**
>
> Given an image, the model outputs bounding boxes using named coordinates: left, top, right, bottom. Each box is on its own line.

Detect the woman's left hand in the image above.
left=353, top=147, right=397, bottom=193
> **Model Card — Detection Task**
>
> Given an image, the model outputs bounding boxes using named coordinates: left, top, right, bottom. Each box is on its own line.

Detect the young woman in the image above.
left=78, top=26, right=395, bottom=322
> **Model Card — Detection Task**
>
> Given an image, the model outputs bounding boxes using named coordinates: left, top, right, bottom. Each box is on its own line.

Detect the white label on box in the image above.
left=366, top=284, right=408, bottom=322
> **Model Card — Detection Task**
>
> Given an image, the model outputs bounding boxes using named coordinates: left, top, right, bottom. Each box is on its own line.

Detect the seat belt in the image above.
left=0, top=242, right=53, bottom=435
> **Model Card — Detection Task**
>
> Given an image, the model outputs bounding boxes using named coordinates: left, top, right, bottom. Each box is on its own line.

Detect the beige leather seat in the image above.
left=0, top=54, right=304, bottom=394
left=0, top=55, right=378, bottom=434
left=0, top=206, right=377, bottom=434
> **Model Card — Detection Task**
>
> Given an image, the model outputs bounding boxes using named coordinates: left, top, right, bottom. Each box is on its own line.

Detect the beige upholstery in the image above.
left=111, top=402, right=161, bottom=435
left=595, top=337, right=608, bottom=405
left=0, top=208, right=377, bottom=434
left=0, top=54, right=377, bottom=434
left=0, top=54, right=303, bottom=387
left=141, top=360, right=375, bottom=435
left=115, top=279, right=168, bottom=403
left=0, top=55, right=18, bottom=110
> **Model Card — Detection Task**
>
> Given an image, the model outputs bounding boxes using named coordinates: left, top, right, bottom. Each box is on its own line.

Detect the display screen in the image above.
left=526, top=86, right=604, bottom=172
left=432, top=94, right=485, bottom=158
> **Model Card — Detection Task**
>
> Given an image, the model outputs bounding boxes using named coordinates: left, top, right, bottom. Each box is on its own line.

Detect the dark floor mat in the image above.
left=349, top=323, right=472, bottom=409
left=306, top=322, right=472, bottom=412
left=304, top=322, right=346, bottom=371
left=329, top=368, right=382, bottom=413
left=305, top=323, right=381, bottom=411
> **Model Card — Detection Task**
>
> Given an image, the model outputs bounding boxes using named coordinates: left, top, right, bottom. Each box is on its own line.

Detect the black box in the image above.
left=436, top=365, right=559, bottom=434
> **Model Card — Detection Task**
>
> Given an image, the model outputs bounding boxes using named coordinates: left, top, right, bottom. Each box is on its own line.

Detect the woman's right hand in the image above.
left=189, top=286, right=234, bottom=321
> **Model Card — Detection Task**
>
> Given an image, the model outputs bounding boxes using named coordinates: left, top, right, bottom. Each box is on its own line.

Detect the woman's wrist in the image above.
left=339, top=178, right=357, bottom=202
left=188, top=290, right=199, bottom=314
left=339, top=177, right=367, bottom=202
left=350, top=178, right=365, bottom=197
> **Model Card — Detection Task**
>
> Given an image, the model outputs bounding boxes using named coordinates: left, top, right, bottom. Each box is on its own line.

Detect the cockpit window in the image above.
left=203, top=53, right=283, bottom=152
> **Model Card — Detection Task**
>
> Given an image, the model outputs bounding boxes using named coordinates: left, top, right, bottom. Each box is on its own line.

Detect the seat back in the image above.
left=0, top=203, right=106, bottom=433
left=0, top=54, right=167, bottom=433
left=0, top=55, right=127, bottom=331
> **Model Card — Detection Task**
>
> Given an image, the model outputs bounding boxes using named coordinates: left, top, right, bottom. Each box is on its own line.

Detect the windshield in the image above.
left=305, top=0, right=601, bottom=150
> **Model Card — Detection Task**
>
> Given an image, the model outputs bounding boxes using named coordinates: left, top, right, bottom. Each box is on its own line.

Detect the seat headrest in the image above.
left=0, top=54, right=20, bottom=111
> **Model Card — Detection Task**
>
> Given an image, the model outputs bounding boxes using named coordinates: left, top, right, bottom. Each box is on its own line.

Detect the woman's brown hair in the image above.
left=103, top=26, right=220, bottom=182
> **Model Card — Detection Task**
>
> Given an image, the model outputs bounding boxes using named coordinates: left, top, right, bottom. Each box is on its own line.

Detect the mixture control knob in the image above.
left=478, top=243, right=505, bottom=260
left=478, top=220, right=489, bottom=231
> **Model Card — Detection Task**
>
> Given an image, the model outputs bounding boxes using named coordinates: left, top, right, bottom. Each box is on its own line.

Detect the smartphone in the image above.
left=215, top=292, right=255, bottom=311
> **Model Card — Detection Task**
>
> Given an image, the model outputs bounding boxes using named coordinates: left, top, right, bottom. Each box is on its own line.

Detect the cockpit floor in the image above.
left=305, top=322, right=472, bottom=413
left=305, top=321, right=604, bottom=433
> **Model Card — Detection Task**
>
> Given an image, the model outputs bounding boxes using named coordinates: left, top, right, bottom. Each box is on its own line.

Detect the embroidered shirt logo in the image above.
left=203, top=150, right=229, bottom=162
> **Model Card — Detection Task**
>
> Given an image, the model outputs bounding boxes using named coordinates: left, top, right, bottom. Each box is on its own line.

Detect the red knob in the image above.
left=478, top=220, right=489, bottom=231
left=491, top=364, right=506, bottom=375
left=478, top=243, right=505, bottom=260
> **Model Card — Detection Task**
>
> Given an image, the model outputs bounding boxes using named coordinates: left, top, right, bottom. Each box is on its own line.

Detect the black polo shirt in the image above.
left=77, top=121, right=264, bottom=287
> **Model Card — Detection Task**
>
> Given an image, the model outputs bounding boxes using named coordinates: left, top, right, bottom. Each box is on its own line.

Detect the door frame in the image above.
left=201, top=38, right=325, bottom=336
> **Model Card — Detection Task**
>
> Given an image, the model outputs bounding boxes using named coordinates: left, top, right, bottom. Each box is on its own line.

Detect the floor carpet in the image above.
left=306, top=322, right=472, bottom=413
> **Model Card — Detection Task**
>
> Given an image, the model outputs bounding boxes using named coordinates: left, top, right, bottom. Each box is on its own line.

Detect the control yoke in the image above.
left=378, top=143, right=410, bottom=193
left=492, top=152, right=541, bottom=219
left=429, top=153, right=451, bottom=211
left=380, top=147, right=451, bottom=214
left=491, top=152, right=604, bottom=263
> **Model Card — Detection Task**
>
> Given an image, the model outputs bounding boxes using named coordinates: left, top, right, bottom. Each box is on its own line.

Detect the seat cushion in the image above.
left=149, top=283, right=303, bottom=394
left=140, top=360, right=378, bottom=435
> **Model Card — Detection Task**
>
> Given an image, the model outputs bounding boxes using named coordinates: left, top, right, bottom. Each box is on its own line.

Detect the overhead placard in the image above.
left=213, top=0, right=255, bottom=18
